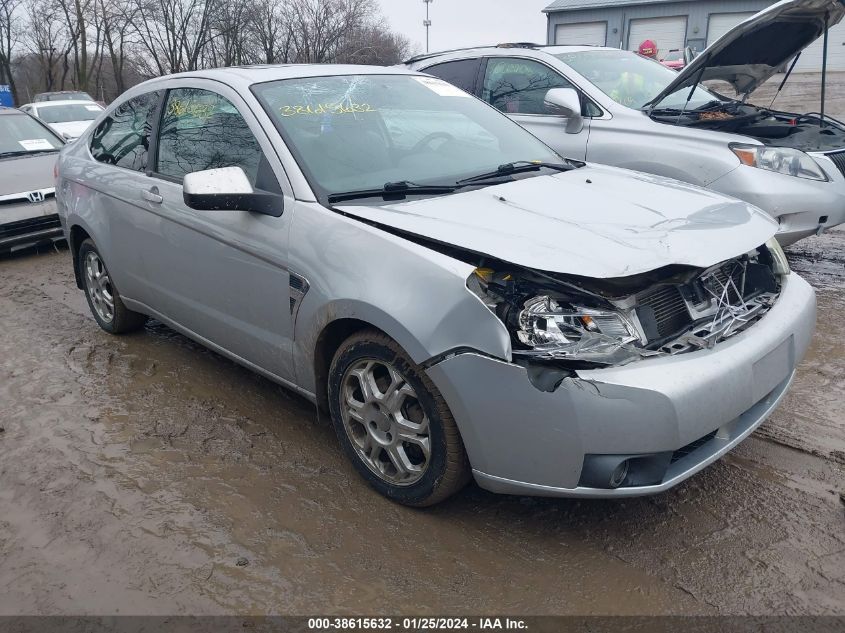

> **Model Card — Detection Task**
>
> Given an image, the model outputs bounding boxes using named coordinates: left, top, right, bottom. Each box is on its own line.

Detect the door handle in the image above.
left=141, top=187, right=163, bottom=204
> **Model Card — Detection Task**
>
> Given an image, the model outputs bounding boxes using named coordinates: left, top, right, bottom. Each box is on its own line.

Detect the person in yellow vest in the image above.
left=611, top=71, right=649, bottom=107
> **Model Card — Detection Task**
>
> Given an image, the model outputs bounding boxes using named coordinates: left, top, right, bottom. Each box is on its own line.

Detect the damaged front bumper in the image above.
left=425, top=273, right=815, bottom=498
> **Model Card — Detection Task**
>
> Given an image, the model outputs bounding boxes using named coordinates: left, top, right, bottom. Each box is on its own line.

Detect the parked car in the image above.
left=659, top=49, right=686, bottom=70
left=56, top=65, right=815, bottom=506
left=20, top=100, right=104, bottom=141
left=406, top=0, right=845, bottom=246
left=21, top=100, right=105, bottom=140
left=33, top=91, right=95, bottom=103
left=0, top=108, right=65, bottom=255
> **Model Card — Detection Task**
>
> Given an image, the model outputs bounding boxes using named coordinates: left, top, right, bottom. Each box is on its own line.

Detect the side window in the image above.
left=90, top=91, right=160, bottom=171
left=156, top=88, right=265, bottom=186
left=424, top=59, right=481, bottom=95
left=482, top=57, right=575, bottom=116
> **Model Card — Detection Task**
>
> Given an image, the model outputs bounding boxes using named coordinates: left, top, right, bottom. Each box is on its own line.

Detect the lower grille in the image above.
left=828, top=150, right=845, bottom=178
left=636, top=285, right=692, bottom=340
left=671, top=430, right=718, bottom=464
left=0, top=214, right=61, bottom=240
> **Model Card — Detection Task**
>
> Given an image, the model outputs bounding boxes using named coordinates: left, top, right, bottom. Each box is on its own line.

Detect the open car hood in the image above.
left=336, top=165, right=777, bottom=279
left=646, top=0, right=845, bottom=107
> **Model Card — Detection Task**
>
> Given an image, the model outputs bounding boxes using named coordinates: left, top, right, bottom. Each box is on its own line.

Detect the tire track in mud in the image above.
left=1, top=242, right=844, bottom=615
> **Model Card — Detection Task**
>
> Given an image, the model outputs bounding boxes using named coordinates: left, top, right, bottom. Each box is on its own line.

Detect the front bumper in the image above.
left=0, top=200, right=64, bottom=255
left=426, top=273, right=816, bottom=498
left=710, top=161, right=845, bottom=247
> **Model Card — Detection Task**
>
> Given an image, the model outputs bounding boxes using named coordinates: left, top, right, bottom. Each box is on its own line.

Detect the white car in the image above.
left=20, top=100, right=104, bottom=141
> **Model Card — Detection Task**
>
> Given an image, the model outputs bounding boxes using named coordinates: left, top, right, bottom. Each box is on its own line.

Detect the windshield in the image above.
left=555, top=50, right=720, bottom=110
left=0, top=114, right=63, bottom=155
left=38, top=103, right=102, bottom=123
left=252, top=74, right=561, bottom=198
left=663, top=50, right=684, bottom=62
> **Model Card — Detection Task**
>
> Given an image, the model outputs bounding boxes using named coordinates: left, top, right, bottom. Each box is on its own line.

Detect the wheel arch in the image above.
left=307, top=302, right=431, bottom=413
left=68, top=223, right=93, bottom=289
left=312, top=318, right=380, bottom=413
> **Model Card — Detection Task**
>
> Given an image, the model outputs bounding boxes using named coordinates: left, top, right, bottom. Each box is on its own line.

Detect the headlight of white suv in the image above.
left=731, top=144, right=828, bottom=181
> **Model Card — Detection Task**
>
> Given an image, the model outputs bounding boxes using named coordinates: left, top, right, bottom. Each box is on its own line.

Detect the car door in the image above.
left=138, top=84, right=296, bottom=382
left=480, top=56, right=591, bottom=161
left=85, top=90, right=164, bottom=302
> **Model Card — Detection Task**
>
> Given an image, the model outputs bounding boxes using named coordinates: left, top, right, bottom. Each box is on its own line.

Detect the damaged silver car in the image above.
left=56, top=66, right=816, bottom=506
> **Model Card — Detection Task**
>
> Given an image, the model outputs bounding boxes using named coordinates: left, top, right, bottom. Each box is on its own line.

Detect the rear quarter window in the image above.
left=423, top=59, right=482, bottom=95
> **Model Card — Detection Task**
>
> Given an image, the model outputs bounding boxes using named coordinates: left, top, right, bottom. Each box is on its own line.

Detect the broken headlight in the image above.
left=468, top=269, right=649, bottom=367
left=515, top=295, right=643, bottom=365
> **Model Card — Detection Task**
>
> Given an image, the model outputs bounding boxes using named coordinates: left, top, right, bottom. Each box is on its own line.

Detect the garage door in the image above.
left=793, top=20, right=845, bottom=72
left=707, top=12, right=756, bottom=47
left=555, top=21, right=607, bottom=46
left=628, top=16, right=687, bottom=59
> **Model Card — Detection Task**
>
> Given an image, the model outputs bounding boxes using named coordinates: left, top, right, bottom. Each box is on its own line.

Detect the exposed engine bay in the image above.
left=651, top=101, right=845, bottom=152
left=467, top=241, right=788, bottom=370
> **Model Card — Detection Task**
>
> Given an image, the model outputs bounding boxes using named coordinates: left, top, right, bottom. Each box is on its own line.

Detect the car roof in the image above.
left=24, top=100, right=102, bottom=108
left=35, top=90, right=91, bottom=96
left=0, top=107, right=27, bottom=116
left=405, top=44, right=618, bottom=66
left=132, top=64, right=421, bottom=93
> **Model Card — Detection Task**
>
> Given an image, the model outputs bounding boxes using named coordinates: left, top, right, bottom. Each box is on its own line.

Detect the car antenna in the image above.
left=819, top=10, right=830, bottom=128
left=770, top=52, right=802, bottom=110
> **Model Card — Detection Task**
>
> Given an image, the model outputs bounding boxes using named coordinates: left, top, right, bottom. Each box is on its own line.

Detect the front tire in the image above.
left=328, top=330, right=470, bottom=506
left=78, top=238, right=146, bottom=334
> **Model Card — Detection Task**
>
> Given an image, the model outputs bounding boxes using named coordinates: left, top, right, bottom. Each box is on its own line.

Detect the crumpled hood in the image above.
left=0, top=153, right=58, bottom=195
left=647, top=0, right=845, bottom=103
left=336, top=165, right=778, bottom=278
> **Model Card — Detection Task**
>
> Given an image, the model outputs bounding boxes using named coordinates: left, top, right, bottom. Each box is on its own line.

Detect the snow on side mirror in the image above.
left=544, top=88, right=584, bottom=134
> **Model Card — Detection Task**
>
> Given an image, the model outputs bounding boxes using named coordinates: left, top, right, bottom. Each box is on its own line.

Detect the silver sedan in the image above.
left=56, top=65, right=815, bottom=505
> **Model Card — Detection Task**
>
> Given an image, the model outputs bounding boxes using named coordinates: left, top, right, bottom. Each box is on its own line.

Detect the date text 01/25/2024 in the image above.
left=306, top=617, right=528, bottom=631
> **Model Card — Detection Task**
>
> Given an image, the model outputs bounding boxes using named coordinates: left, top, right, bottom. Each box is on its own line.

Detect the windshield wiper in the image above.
left=327, top=161, right=581, bottom=204
left=327, top=180, right=458, bottom=204
left=455, top=160, right=579, bottom=186
left=0, top=149, right=58, bottom=159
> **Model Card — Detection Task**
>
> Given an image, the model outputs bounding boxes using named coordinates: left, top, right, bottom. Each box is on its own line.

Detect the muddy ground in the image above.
left=0, top=228, right=842, bottom=616
left=1, top=75, right=844, bottom=616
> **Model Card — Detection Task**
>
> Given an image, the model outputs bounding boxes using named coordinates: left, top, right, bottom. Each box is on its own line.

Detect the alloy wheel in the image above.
left=340, top=359, right=431, bottom=486
left=83, top=250, right=114, bottom=323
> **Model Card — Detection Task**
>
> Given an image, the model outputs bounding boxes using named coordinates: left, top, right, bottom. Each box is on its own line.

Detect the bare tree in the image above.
left=249, top=0, right=294, bottom=64
left=7, top=0, right=412, bottom=104
left=0, top=0, right=22, bottom=102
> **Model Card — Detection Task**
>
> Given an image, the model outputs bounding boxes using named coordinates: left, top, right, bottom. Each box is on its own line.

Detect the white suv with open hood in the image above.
left=407, top=0, right=845, bottom=246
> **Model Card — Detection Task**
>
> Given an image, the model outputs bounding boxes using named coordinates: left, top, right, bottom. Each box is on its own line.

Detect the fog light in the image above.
left=609, top=461, right=629, bottom=488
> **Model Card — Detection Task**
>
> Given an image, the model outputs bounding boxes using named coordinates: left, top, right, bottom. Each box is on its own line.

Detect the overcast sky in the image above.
left=377, top=0, right=553, bottom=56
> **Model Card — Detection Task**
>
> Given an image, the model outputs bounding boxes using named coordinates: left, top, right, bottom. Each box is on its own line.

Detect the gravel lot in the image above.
left=0, top=76, right=843, bottom=617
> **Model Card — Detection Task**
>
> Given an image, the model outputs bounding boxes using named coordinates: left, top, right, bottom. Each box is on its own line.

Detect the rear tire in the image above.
left=78, top=238, right=146, bottom=334
left=328, top=329, right=470, bottom=506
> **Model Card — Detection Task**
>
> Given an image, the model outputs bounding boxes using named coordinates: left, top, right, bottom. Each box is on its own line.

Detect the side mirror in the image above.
left=183, top=166, right=283, bottom=217
left=543, top=88, right=584, bottom=134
